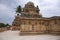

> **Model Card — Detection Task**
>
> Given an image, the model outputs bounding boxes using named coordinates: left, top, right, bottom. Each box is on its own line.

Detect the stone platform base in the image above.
left=50, top=31, right=60, bottom=35
left=19, top=31, right=60, bottom=35
left=20, top=32, right=46, bottom=35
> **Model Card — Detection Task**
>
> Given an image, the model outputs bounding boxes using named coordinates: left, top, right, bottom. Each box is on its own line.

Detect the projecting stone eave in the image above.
left=19, top=17, right=51, bottom=20
left=19, top=16, right=60, bottom=21
left=50, top=16, right=60, bottom=19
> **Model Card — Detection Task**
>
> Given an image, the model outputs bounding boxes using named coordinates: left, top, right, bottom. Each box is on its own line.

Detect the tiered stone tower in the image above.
left=21, top=2, right=42, bottom=18
left=12, top=2, right=60, bottom=35
left=12, top=2, right=42, bottom=30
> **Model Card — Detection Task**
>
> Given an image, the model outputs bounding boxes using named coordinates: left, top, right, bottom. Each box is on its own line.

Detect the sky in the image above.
left=0, top=0, right=60, bottom=25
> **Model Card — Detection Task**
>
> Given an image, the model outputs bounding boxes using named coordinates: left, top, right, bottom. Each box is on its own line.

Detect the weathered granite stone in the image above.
left=12, top=2, right=60, bottom=35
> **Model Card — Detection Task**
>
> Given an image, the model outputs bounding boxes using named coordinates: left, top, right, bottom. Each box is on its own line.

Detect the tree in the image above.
left=5, top=24, right=11, bottom=27
left=0, top=23, right=6, bottom=28
left=5, top=24, right=9, bottom=27
left=0, top=23, right=11, bottom=28
left=16, top=5, right=22, bottom=13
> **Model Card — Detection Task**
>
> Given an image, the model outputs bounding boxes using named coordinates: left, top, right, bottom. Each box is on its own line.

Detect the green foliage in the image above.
left=5, top=24, right=9, bottom=26
left=0, top=23, right=6, bottom=28
left=16, top=5, right=22, bottom=13
left=0, top=23, right=10, bottom=28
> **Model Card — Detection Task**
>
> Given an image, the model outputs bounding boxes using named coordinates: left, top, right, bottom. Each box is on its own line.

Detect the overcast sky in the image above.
left=0, top=0, right=60, bottom=25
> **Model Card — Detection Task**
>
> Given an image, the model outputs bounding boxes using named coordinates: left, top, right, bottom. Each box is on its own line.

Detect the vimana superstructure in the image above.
left=12, top=2, right=60, bottom=35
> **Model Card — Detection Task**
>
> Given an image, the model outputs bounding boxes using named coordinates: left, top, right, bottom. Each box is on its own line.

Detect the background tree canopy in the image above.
left=16, top=5, right=22, bottom=13
left=0, top=23, right=11, bottom=28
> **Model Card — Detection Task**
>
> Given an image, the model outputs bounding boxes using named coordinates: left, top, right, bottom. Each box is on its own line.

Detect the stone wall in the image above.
left=49, top=19, right=60, bottom=34
left=19, top=18, right=60, bottom=35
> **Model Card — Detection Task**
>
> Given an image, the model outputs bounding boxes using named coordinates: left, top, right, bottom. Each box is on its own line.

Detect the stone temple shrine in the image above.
left=12, top=2, right=60, bottom=35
